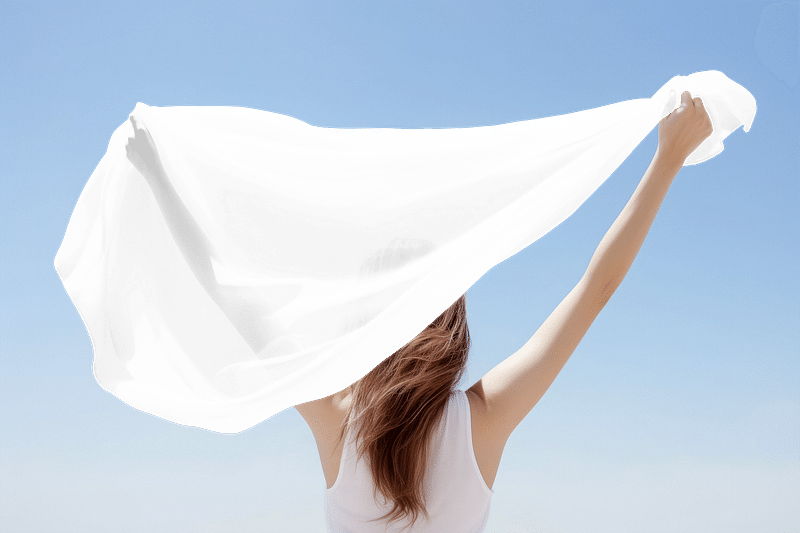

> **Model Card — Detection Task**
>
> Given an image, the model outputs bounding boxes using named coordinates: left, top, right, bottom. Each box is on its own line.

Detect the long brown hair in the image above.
left=334, top=293, right=471, bottom=531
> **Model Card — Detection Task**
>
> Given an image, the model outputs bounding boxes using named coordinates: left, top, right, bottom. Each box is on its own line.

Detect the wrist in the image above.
left=654, top=146, right=686, bottom=171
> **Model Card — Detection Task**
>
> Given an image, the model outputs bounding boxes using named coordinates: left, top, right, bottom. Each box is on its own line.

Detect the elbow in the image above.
left=595, top=278, right=617, bottom=311
left=581, top=273, right=620, bottom=313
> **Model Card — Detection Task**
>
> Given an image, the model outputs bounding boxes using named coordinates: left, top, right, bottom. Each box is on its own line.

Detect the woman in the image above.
left=294, top=90, right=713, bottom=532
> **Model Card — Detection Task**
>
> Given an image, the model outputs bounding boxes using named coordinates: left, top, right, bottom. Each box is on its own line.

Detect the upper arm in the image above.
left=467, top=276, right=612, bottom=443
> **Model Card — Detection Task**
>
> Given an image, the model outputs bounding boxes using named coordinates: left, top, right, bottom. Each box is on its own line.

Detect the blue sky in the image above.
left=1, top=1, right=798, bottom=531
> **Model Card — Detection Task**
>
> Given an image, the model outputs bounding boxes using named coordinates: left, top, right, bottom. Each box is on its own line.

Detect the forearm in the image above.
left=582, top=148, right=684, bottom=304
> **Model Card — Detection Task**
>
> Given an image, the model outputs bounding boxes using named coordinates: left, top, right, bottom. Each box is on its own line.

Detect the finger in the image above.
left=694, top=100, right=710, bottom=129
left=680, top=90, right=693, bottom=107
left=694, top=96, right=707, bottom=113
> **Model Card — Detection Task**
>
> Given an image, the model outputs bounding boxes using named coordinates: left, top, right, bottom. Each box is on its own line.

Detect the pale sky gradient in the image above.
left=1, top=1, right=798, bottom=532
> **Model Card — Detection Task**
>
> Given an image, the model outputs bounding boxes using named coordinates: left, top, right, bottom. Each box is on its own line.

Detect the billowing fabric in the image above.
left=324, top=389, right=492, bottom=532
left=54, top=70, right=755, bottom=433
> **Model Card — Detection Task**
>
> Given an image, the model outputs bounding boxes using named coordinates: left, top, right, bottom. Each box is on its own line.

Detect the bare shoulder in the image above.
left=295, top=387, right=353, bottom=489
left=295, top=387, right=351, bottom=436
left=465, top=382, right=506, bottom=447
left=466, top=382, right=507, bottom=490
left=465, top=384, right=486, bottom=418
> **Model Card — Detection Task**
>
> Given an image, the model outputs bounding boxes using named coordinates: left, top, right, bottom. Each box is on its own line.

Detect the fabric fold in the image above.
left=54, top=70, right=755, bottom=433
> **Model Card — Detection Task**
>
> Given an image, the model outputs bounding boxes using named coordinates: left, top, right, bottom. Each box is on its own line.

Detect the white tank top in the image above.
left=323, top=389, right=494, bottom=532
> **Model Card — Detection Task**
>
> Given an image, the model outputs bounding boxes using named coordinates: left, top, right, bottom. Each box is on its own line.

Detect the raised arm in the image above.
left=467, top=91, right=713, bottom=444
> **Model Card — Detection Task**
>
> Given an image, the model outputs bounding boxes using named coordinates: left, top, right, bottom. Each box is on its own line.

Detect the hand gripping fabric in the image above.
left=54, top=71, right=755, bottom=433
